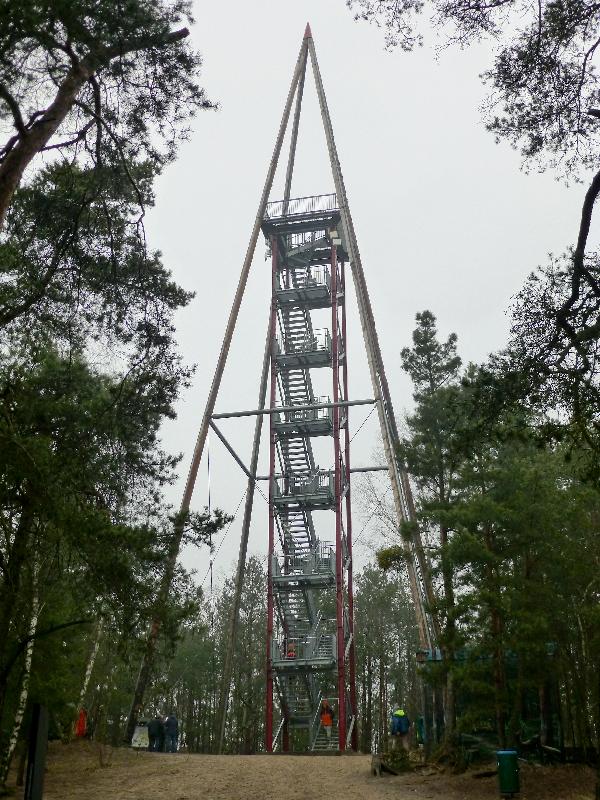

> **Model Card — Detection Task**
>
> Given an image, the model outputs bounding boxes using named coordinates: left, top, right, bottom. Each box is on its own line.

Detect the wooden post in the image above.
left=125, top=32, right=309, bottom=745
left=24, top=704, right=47, bottom=800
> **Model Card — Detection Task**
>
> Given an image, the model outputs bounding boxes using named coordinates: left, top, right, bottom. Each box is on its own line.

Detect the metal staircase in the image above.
left=264, top=194, right=356, bottom=752
left=312, top=723, right=339, bottom=752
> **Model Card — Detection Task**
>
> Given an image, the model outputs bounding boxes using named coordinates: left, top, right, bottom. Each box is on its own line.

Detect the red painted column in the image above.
left=331, top=244, right=346, bottom=751
left=341, top=261, right=358, bottom=751
left=265, top=235, right=278, bottom=752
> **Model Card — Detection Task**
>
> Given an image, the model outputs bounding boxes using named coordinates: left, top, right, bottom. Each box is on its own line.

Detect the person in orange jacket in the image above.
left=320, top=698, right=335, bottom=745
left=74, top=708, right=87, bottom=738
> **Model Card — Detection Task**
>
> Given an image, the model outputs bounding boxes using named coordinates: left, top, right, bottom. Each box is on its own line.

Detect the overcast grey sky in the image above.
left=145, top=1, right=588, bottom=589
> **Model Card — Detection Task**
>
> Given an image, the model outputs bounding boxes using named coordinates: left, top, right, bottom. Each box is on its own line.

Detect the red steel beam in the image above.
left=265, top=235, right=278, bottom=752
left=341, top=260, right=358, bottom=751
left=331, top=245, right=346, bottom=751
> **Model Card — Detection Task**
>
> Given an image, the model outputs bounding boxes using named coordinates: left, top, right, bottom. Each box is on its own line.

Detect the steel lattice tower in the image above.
left=167, top=24, right=439, bottom=754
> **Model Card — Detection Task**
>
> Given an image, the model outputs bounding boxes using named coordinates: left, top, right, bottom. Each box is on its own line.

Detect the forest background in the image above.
left=0, top=1, right=598, bottom=798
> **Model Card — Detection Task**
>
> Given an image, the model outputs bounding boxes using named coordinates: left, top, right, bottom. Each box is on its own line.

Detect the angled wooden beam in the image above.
left=283, top=38, right=307, bottom=210
left=125, top=33, right=309, bottom=746
left=306, top=31, right=438, bottom=650
left=216, top=311, right=271, bottom=753
left=216, top=40, right=310, bottom=752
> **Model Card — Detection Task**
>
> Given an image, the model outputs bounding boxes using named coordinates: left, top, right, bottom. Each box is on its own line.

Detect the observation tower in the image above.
left=166, top=23, right=437, bottom=754
left=263, top=195, right=356, bottom=751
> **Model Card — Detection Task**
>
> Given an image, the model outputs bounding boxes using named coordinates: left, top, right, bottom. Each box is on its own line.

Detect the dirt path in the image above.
left=8, top=742, right=596, bottom=800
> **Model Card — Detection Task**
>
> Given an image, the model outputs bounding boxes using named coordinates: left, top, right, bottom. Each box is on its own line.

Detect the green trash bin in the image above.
left=496, top=750, right=520, bottom=797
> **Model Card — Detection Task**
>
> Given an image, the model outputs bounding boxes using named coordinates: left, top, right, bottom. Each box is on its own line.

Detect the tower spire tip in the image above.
left=304, top=22, right=312, bottom=39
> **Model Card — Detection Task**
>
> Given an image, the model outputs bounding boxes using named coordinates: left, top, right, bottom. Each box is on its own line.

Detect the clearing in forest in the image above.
left=8, top=742, right=596, bottom=800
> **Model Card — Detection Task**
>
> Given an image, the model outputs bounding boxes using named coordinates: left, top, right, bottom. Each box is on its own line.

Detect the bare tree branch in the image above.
left=40, top=119, right=95, bottom=152
left=0, top=83, right=27, bottom=137
left=0, top=26, right=189, bottom=229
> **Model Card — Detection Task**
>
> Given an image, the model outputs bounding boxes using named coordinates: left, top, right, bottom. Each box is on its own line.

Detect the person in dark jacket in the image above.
left=390, top=707, right=410, bottom=751
left=164, top=713, right=179, bottom=753
left=147, top=715, right=164, bottom=752
left=157, top=717, right=166, bottom=752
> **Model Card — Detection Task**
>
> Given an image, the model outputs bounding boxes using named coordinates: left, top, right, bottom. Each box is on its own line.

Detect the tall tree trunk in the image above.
left=360, top=658, right=368, bottom=752
left=539, top=679, right=554, bottom=747
left=563, top=671, right=577, bottom=747
left=123, top=523, right=182, bottom=743
left=0, top=557, right=39, bottom=787
left=366, top=654, right=373, bottom=752
left=595, top=663, right=600, bottom=800
left=483, top=524, right=506, bottom=749
left=74, top=617, right=103, bottom=731
left=378, top=653, right=385, bottom=750
left=440, top=522, right=456, bottom=739
left=491, top=606, right=507, bottom=749
left=0, top=503, right=34, bottom=731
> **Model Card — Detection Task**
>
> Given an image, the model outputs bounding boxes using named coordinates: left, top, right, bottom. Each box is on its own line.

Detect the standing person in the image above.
left=164, top=712, right=179, bottom=753
left=390, top=707, right=411, bottom=751
left=320, top=698, right=335, bottom=746
left=74, top=708, right=87, bottom=738
left=147, top=715, right=164, bottom=752
left=157, top=716, right=166, bottom=752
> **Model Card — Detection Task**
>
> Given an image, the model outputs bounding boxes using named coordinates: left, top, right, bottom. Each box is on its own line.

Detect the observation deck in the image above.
left=273, top=397, right=334, bottom=438
left=271, top=632, right=336, bottom=672
left=272, top=542, right=336, bottom=589
left=275, top=264, right=333, bottom=310
left=273, top=471, right=336, bottom=510
left=261, top=193, right=349, bottom=262
left=275, top=328, right=333, bottom=369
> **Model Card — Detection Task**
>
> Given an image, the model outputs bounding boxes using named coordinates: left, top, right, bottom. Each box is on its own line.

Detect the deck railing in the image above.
left=272, top=542, right=335, bottom=578
left=275, top=395, right=332, bottom=425
left=265, top=193, right=338, bottom=219
left=277, top=265, right=331, bottom=292
left=276, top=327, right=331, bottom=357
left=272, top=633, right=336, bottom=663
left=275, top=471, right=334, bottom=499
left=289, top=229, right=327, bottom=247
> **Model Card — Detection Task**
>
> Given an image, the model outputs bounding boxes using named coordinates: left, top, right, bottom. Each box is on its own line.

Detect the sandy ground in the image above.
left=6, top=741, right=596, bottom=800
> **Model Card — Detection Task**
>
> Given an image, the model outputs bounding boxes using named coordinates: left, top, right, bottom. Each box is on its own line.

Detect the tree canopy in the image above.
left=0, top=0, right=221, bottom=784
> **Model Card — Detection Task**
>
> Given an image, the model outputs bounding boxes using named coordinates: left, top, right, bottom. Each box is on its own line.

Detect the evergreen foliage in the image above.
left=0, top=0, right=221, bottom=786
left=391, top=310, right=600, bottom=767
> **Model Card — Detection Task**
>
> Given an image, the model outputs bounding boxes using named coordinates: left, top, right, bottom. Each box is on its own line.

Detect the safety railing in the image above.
left=276, top=327, right=331, bottom=357
left=345, top=688, right=355, bottom=749
left=310, top=691, right=323, bottom=748
left=307, top=541, right=336, bottom=574
left=271, top=633, right=336, bottom=663
left=272, top=717, right=285, bottom=752
left=289, top=229, right=327, bottom=248
left=272, top=542, right=335, bottom=581
left=274, top=471, right=335, bottom=500
left=278, top=264, right=331, bottom=290
left=274, top=395, right=333, bottom=426
left=265, top=193, right=338, bottom=219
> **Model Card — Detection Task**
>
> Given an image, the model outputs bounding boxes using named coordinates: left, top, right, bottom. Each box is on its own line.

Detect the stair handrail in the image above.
left=272, top=716, right=285, bottom=752
left=310, top=690, right=323, bottom=751
left=346, top=715, right=356, bottom=750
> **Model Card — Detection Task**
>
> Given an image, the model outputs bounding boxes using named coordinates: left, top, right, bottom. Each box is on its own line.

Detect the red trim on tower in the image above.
left=265, top=235, right=278, bottom=753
